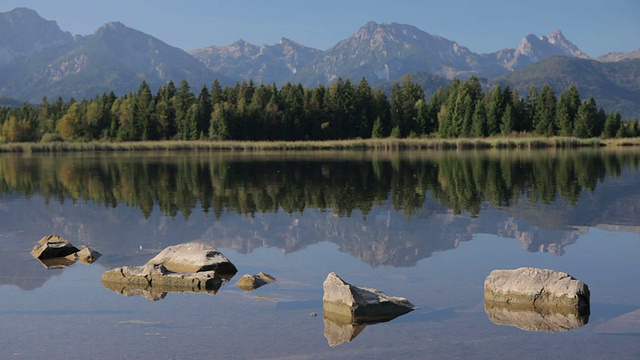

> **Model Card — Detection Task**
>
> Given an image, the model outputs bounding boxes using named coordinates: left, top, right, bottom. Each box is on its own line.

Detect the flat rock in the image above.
left=322, top=272, right=416, bottom=322
left=485, top=300, right=589, bottom=332
left=145, top=243, right=237, bottom=274
left=65, top=246, right=102, bottom=265
left=31, top=235, right=80, bottom=260
left=101, top=263, right=223, bottom=295
left=236, top=272, right=276, bottom=291
left=484, top=267, right=590, bottom=310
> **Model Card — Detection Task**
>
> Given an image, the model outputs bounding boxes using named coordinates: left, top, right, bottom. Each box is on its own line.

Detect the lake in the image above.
left=1, top=148, right=639, bottom=359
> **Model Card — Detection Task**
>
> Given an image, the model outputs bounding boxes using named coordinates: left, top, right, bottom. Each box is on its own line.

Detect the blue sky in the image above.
left=1, top=0, right=638, bottom=56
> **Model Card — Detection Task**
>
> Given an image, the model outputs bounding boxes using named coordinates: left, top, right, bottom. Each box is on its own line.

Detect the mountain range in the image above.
left=0, top=7, right=638, bottom=117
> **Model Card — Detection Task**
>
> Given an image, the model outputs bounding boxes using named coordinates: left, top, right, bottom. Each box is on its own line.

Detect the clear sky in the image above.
left=1, top=0, right=638, bottom=57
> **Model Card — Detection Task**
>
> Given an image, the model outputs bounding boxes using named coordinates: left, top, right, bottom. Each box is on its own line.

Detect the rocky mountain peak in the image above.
left=545, top=29, right=589, bottom=58
left=0, top=7, right=75, bottom=66
left=101, top=21, right=126, bottom=31
left=507, top=30, right=589, bottom=69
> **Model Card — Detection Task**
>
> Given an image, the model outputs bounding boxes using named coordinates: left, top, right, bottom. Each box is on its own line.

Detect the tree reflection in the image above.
left=0, top=149, right=638, bottom=219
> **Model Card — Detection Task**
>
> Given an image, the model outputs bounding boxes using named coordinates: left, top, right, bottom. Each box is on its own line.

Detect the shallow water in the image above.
left=1, top=149, right=639, bottom=359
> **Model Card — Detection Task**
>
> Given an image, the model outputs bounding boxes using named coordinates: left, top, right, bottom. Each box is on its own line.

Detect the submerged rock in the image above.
left=145, top=242, right=237, bottom=274
left=236, top=272, right=276, bottom=291
left=485, top=300, right=589, bottom=332
left=484, top=267, right=590, bottom=310
left=31, top=235, right=80, bottom=260
left=31, top=235, right=101, bottom=269
left=322, top=272, right=416, bottom=322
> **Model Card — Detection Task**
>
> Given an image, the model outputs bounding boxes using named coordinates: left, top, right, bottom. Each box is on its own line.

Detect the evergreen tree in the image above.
left=174, top=80, right=195, bottom=140
left=471, top=100, right=487, bottom=137
left=573, top=98, right=597, bottom=138
left=501, top=104, right=514, bottom=135
left=534, top=85, right=557, bottom=136
left=196, top=85, right=212, bottom=137
left=524, top=85, right=538, bottom=132
left=486, top=85, right=504, bottom=136
left=371, top=116, right=384, bottom=138
left=603, top=111, right=622, bottom=138
left=556, top=84, right=581, bottom=136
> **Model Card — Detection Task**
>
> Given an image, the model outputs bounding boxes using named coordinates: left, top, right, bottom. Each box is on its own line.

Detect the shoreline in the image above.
left=0, top=137, right=639, bottom=153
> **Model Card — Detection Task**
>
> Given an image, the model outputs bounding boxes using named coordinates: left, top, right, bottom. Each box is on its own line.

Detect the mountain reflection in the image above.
left=1, top=148, right=640, bottom=290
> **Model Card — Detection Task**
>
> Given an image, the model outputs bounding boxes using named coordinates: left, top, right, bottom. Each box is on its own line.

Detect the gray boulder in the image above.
left=101, top=263, right=223, bottom=297
left=31, top=235, right=80, bottom=260
left=145, top=242, right=237, bottom=274
left=322, top=272, right=416, bottom=322
left=484, top=267, right=590, bottom=310
left=31, top=235, right=101, bottom=269
left=236, top=272, right=276, bottom=292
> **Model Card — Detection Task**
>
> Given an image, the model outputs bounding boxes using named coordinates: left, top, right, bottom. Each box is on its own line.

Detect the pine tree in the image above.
left=556, top=84, right=581, bottom=136
left=486, top=85, right=504, bottom=136
left=535, top=85, right=557, bottom=136
left=471, top=100, right=487, bottom=137
left=573, top=98, right=597, bottom=138
left=371, top=116, right=384, bottom=138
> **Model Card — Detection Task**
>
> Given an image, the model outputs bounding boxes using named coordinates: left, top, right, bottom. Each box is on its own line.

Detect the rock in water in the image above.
left=101, top=263, right=223, bottom=295
left=484, top=267, right=590, bottom=310
left=31, top=235, right=80, bottom=260
left=236, top=272, right=276, bottom=291
left=322, top=272, right=416, bottom=322
left=146, top=242, right=237, bottom=274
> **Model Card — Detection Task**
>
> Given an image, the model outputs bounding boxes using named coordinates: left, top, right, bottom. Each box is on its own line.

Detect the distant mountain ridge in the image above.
left=189, top=38, right=322, bottom=85
left=0, top=7, right=638, bottom=118
left=0, top=8, right=218, bottom=102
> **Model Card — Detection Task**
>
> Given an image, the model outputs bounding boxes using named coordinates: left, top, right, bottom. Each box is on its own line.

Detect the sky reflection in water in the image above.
left=0, top=149, right=639, bottom=359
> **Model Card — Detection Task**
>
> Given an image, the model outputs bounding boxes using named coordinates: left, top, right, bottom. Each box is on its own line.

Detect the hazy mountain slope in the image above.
left=597, top=49, right=640, bottom=62
left=494, top=56, right=640, bottom=118
left=0, top=7, right=77, bottom=67
left=292, top=21, right=494, bottom=86
left=9, top=22, right=219, bottom=101
left=190, top=38, right=322, bottom=84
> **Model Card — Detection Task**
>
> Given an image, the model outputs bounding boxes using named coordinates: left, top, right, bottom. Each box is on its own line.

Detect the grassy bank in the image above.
left=0, top=136, right=627, bottom=153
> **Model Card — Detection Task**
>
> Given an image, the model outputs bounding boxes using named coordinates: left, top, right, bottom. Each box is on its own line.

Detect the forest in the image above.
left=0, top=76, right=637, bottom=143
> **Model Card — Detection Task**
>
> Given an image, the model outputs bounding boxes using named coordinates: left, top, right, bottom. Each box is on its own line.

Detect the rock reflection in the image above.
left=323, top=312, right=371, bottom=347
left=484, top=301, right=589, bottom=332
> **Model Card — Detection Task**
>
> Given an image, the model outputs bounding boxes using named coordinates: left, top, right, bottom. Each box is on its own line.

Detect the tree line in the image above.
left=0, top=76, right=637, bottom=143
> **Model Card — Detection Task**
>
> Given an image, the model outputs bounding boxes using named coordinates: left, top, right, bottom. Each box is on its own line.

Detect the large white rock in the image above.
left=484, top=267, right=590, bottom=310
left=322, top=272, right=415, bottom=322
left=146, top=242, right=237, bottom=274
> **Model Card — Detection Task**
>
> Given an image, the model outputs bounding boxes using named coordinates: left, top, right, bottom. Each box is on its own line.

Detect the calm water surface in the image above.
left=1, top=149, right=639, bottom=359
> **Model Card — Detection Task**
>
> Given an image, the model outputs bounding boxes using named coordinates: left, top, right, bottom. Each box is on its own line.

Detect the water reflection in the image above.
left=1, top=149, right=640, bottom=292
left=484, top=301, right=590, bottom=333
